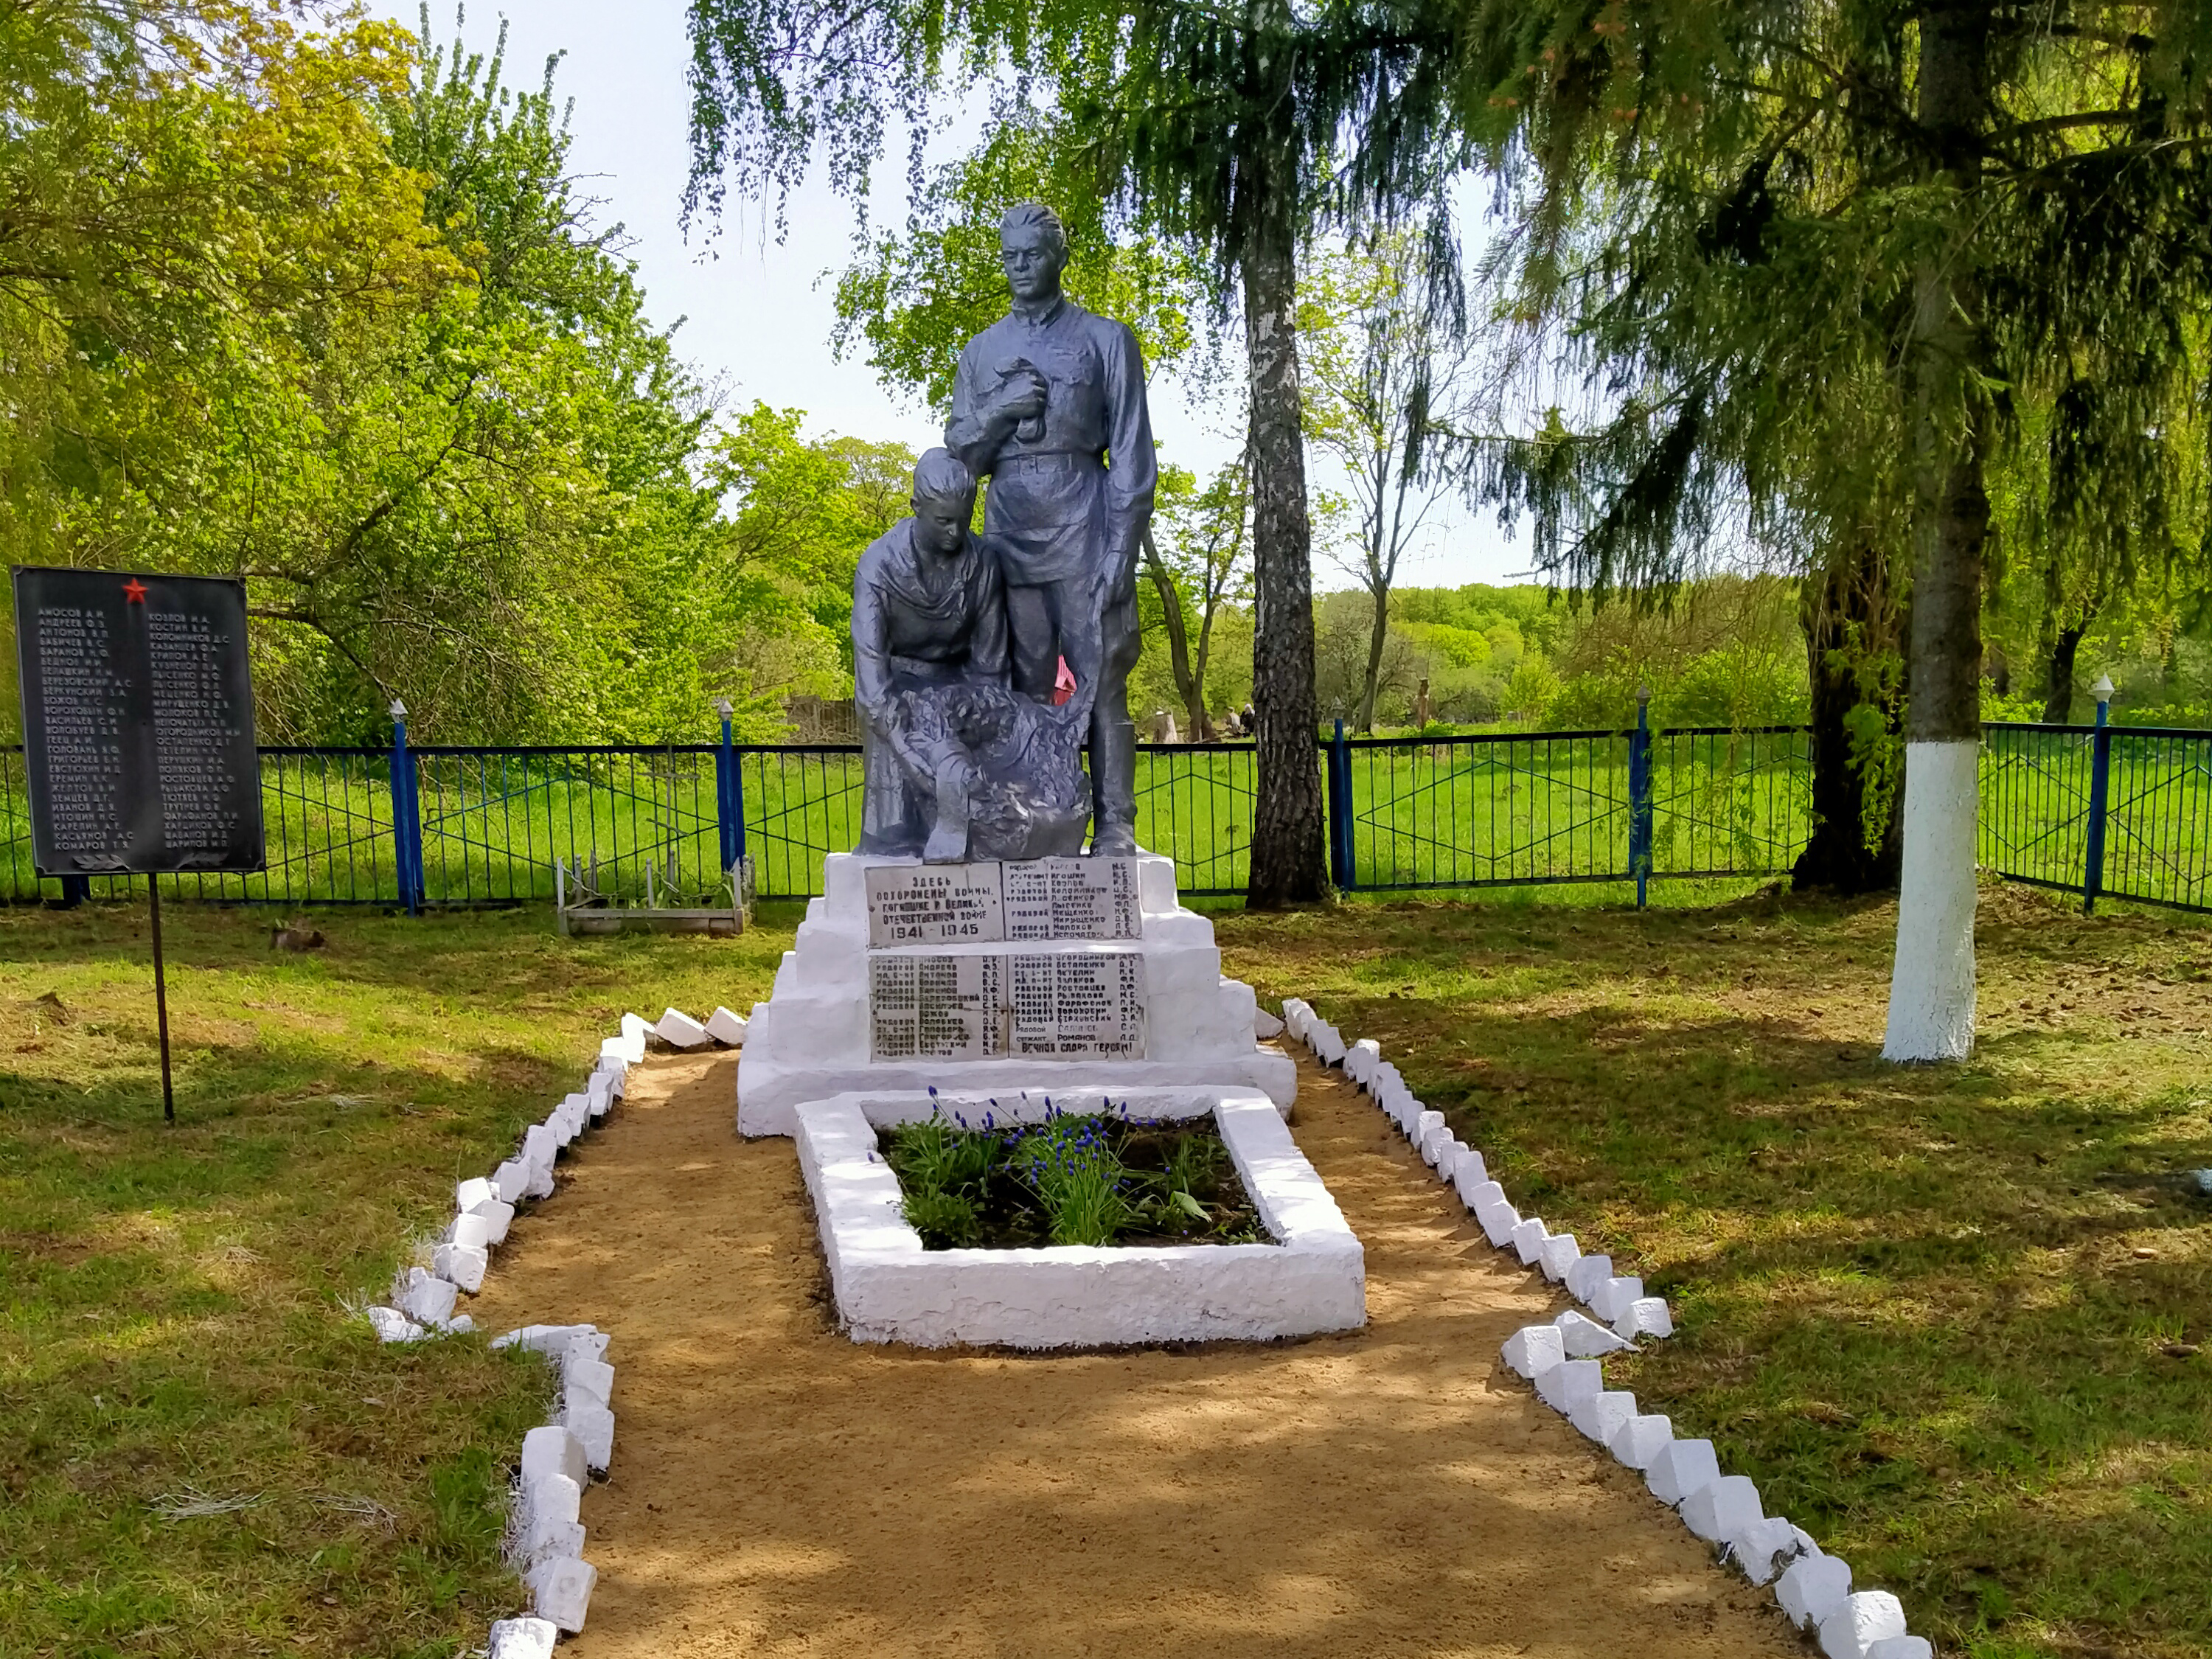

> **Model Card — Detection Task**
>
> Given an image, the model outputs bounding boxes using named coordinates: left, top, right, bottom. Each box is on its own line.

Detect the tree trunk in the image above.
left=2041, top=623, right=2084, bottom=723
left=1791, top=538, right=1904, bottom=894
left=1883, top=2, right=1991, bottom=1064
left=1356, top=580, right=1388, bottom=733
left=1141, top=526, right=1208, bottom=739
left=1240, top=172, right=1327, bottom=906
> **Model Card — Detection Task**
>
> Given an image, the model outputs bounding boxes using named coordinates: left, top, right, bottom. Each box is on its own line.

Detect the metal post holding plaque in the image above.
left=11, top=566, right=267, bottom=1122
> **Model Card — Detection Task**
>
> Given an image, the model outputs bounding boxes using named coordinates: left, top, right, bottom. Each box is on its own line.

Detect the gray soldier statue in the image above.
left=852, top=448, right=1091, bottom=863
left=943, top=202, right=1157, bottom=857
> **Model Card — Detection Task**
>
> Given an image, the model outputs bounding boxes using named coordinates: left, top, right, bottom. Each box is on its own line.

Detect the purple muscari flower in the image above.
left=928, top=1085, right=939, bottom=1097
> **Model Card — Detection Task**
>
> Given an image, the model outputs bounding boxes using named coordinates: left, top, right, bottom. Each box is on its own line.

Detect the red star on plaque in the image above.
left=122, top=577, right=148, bottom=603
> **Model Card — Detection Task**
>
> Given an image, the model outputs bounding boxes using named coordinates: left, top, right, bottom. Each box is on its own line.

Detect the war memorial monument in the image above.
left=733, top=204, right=1356, bottom=1349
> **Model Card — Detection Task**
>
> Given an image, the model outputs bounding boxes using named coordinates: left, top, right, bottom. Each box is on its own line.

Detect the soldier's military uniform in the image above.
left=943, top=295, right=1156, bottom=854
left=850, top=517, right=1009, bottom=856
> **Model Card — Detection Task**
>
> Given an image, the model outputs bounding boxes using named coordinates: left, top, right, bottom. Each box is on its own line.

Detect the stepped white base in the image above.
left=736, top=852, right=1295, bottom=1137
left=796, top=1088, right=1364, bottom=1348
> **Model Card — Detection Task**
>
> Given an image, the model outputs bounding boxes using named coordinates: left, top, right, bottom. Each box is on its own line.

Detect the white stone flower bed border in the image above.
left=355, top=1004, right=748, bottom=1653
left=1280, top=998, right=1937, bottom=1659
left=796, top=1086, right=1365, bottom=1349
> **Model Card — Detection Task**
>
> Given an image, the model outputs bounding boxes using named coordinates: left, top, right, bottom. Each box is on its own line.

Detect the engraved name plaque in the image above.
left=867, top=947, right=1148, bottom=1062
left=865, top=864, right=1006, bottom=947
left=1008, top=950, right=1147, bottom=1059
left=11, top=566, right=264, bottom=876
left=1002, top=857, right=1142, bottom=942
left=869, top=953, right=1009, bottom=1060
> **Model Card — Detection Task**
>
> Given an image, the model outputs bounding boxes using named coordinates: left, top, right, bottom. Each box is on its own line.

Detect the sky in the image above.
left=367, top=1, right=1532, bottom=588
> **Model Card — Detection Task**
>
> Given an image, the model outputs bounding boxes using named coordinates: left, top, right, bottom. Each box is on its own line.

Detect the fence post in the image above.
left=2082, top=675, right=2114, bottom=914
left=1629, top=686, right=1655, bottom=909
left=713, top=698, right=745, bottom=876
left=1326, top=718, right=1354, bottom=891
left=389, top=699, right=423, bottom=915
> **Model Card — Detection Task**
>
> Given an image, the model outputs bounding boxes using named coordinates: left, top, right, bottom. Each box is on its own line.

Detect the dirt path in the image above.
left=469, top=1050, right=1797, bottom=1659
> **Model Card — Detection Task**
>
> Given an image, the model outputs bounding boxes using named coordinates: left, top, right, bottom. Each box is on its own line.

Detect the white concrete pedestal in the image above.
left=737, top=852, right=1295, bottom=1136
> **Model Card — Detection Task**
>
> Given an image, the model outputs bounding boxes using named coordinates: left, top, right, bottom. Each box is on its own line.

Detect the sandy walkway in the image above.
left=470, top=1050, right=1796, bottom=1658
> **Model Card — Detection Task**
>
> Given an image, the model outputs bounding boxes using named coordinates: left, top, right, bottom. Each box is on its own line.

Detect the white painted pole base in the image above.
left=1882, top=740, right=1978, bottom=1062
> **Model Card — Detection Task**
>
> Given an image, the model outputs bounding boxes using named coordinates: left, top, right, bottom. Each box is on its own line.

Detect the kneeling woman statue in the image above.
left=852, top=449, right=1090, bottom=863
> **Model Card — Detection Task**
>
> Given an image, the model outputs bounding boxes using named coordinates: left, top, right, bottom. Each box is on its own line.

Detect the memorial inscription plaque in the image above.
left=12, top=566, right=263, bottom=875
left=865, top=864, right=1007, bottom=947
left=863, top=858, right=1150, bottom=1062
left=865, top=857, right=1141, bottom=947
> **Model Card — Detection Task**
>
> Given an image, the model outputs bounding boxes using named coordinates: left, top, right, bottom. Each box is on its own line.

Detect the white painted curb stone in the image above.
left=1866, top=1639, right=1934, bottom=1659
left=457, top=1176, right=495, bottom=1211
left=520, top=1425, right=588, bottom=1491
left=1478, top=1200, right=1520, bottom=1248
left=1419, top=1121, right=1454, bottom=1168
left=525, top=1518, right=585, bottom=1567
left=1534, top=1358, right=1601, bottom=1414
left=1568, top=1389, right=1636, bottom=1445
left=395, top=1267, right=457, bottom=1326
left=495, top=1322, right=602, bottom=1356
left=1500, top=1324, right=1565, bottom=1379
left=492, top=1159, right=530, bottom=1204
left=562, top=1343, right=614, bottom=1407
left=563, top=1399, right=615, bottom=1471
left=1591, top=1274, right=1644, bottom=1323
left=1818, top=1591, right=1907, bottom=1659
left=434, top=1242, right=487, bottom=1293
left=1252, top=1004, right=1284, bottom=1040
left=446, top=1212, right=493, bottom=1253
left=1537, top=1232, right=1581, bottom=1282
left=1450, top=1150, right=1489, bottom=1200
left=1510, top=1216, right=1551, bottom=1265
left=467, top=1198, right=515, bottom=1245
left=1778, top=1555, right=1853, bottom=1630
left=366, top=1305, right=426, bottom=1343
left=655, top=1008, right=712, bottom=1049
left=1347, top=1038, right=1380, bottom=1085
left=1728, top=1516, right=1816, bottom=1586
left=1646, top=1437, right=1720, bottom=1505
left=706, top=1005, right=750, bottom=1046
left=1614, top=1297, right=1674, bottom=1340
left=524, top=1470, right=581, bottom=1544
left=487, top=1616, right=559, bottom=1659
left=1565, top=1253, right=1613, bottom=1303
left=526, top=1554, right=597, bottom=1634
left=1554, top=1310, right=1633, bottom=1357
left=1609, top=1413, right=1674, bottom=1470
left=1680, top=1475, right=1764, bottom=1543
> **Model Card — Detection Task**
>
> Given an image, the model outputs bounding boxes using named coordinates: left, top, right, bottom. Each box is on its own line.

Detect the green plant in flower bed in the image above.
left=880, top=1100, right=1271, bottom=1250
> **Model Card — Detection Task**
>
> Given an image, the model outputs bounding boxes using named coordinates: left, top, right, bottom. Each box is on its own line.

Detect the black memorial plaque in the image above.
left=13, top=566, right=265, bottom=875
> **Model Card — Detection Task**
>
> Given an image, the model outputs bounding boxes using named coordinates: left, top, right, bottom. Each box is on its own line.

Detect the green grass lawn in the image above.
left=1215, top=880, right=2212, bottom=1659
left=6, top=883, right=2208, bottom=1658
left=0, top=900, right=791, bottom=1659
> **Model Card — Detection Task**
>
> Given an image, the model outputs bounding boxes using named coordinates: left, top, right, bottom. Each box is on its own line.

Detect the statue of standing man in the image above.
left=944, top=203, right=1156, bottom=857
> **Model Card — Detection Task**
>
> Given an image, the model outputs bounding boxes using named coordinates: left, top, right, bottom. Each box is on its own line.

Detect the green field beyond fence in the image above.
left=4, top=721, right=2209, bottom=914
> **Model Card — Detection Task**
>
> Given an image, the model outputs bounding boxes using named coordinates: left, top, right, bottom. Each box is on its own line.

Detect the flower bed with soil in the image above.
left=881, top=1105, right=1269, bottom=1250
left=793, top=1087, right=1365, bottom=1349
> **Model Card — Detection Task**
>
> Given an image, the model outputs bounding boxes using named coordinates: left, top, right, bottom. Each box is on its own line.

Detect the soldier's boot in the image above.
left=1088, top=712, right=1140, bottom=857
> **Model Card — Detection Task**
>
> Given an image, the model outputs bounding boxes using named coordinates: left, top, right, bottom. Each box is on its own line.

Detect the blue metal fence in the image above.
left=4, top=712, right=2206, bottom=913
